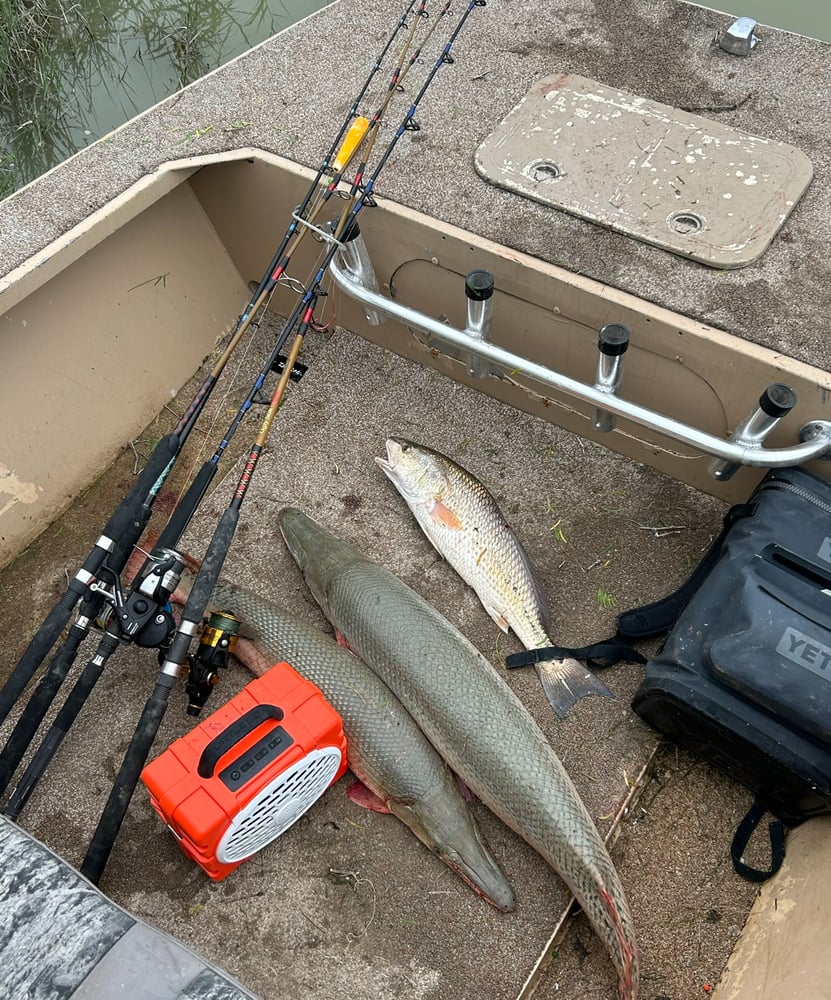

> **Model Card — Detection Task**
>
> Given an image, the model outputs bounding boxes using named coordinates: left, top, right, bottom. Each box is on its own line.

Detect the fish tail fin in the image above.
left=535, top=656, right=614, bottom=718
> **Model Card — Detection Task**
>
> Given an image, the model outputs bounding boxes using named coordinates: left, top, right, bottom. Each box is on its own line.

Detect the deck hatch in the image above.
left=475, top=73, right=813, bottom=269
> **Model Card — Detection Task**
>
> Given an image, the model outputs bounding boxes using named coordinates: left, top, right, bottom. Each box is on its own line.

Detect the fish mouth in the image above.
left=277, top=507, right=337, bottom=610
left=374, top=437, right=422, bottom=500
left=277, top=507, right=309, bottom=562
left=389, top=794, right=515, bottom=913
left=441, top=848, right=516, bottom=913
left=373, top=437, right=404, bottom=475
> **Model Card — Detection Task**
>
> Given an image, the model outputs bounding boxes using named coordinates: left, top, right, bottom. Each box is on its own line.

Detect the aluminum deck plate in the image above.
left=475, top=73, right=813, bottom=269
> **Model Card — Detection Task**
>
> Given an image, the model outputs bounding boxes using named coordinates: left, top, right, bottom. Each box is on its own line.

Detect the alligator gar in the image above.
left=278, top=507, right=639, bottom=1000
left=375, top=437, right=614, bottom=718
left=179, top=570, right=515, bottom=912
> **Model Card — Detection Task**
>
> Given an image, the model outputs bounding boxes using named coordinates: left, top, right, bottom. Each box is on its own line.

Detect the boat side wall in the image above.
left=0, top=162, right=248, bottom=569
left=2, top=148, right=830, bottom=568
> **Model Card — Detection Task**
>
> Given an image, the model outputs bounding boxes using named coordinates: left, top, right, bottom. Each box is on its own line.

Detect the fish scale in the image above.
left=374, top=438, right=614, bottom=717
left=178, top=576, right=515, bottom=913
left=400, top=459, right=552, bottom=649
left=279, top=508, right=639, bottom=1000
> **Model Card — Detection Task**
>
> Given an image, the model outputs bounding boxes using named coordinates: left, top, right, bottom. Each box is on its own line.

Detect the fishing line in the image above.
left=80, top=0, right=488, bottom=886
left=0, top=0, right=426, bottom=747
left=140, top=0, right=439, bottom=532
left=0, top=0, right=461, bottom=816
left=168, top=225, right=336, bottom=517
left=168, top=324, right=261, bottom=514
left=0, top=0, right=437, bottom=803
left=302, top=0, right=440, bottom=224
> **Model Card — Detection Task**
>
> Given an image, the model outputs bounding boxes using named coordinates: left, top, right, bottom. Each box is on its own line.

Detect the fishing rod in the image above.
left=81, top=0, right=488, bottom=885
left=159, top=0, right=453, bottom=547
left=0, top=2, right=430, bottom=804
left=0, top=0, right=416, bottom=736
left=2, top=286, right=327, bottom=816
left=0, top=1, right=441, bottom=813
left=146, top=0, right=436, bottom=554
left=81, top=302, right=318, bottom=884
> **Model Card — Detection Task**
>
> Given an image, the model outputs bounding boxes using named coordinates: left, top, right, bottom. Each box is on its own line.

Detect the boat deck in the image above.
left=0, top=2, right=829, bottom=998
left=2, top=0, right=830, bottom=372
left=0, top=318, right=758, bottom=1000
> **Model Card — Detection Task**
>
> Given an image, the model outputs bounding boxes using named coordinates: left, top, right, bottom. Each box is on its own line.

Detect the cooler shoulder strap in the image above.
left=731, top=799, right=786, bottom=882
left=506, top=502, right=754, bottom=672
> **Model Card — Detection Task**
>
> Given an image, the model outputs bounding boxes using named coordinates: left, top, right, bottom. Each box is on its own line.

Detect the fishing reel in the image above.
left=93, top=548, right=185, bottom=650
left=184, top=611, right=241, bottom=717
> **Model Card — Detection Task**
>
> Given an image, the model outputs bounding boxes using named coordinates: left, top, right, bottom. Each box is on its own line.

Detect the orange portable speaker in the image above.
left=141, top=661, right=347, bottom=880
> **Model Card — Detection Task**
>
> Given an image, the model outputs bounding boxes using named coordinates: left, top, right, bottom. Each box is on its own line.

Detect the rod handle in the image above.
left=0, top=622, right=97, bottom=794
left=80, top=675, right=175, bottom=885
left=4, top=727, right=65, bottom=819
left=153, top=462, right=216, bottom=554
left=98, top=433, right=179, bottom=548
left=2, top=633, right=118, bottom=814
left=0, top=434, right=179, bottom=728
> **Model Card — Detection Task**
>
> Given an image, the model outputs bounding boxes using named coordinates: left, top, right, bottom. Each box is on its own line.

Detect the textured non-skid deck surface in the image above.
left=1, top=1, right=830, bottom=370
left=0, top=2, right=826, bottom=997
left=0, top=320, right=761, bottom=1000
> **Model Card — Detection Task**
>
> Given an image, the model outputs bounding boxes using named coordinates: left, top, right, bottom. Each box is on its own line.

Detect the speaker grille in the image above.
left=216, top=747, right=343, bottom=862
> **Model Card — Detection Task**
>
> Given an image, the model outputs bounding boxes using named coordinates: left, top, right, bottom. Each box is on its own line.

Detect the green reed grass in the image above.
left=0, top=0, right=113, bottom=196
left=0, top=0, right=323, bottom=198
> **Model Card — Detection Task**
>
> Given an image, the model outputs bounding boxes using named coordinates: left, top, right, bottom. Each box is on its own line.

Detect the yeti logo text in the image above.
left=818, top=537, right=831, bottom=563
left=777, top=627, right=831, bottom=682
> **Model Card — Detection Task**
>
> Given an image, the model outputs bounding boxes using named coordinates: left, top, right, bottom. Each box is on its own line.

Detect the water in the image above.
left=0, top=0, right=331, bottom=196
left=1, top=0, right=827, bottom=198
left=692, top=0, right=831, bottom=42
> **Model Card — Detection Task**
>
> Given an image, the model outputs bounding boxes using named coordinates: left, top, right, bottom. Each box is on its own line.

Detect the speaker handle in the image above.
left=197, top=704, right=285, bottom=779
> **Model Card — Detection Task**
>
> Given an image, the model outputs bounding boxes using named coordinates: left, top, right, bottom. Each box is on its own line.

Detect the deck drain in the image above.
left=528, top=160, right=561, bottom=182
left=669, top=211, right=704, bottom=235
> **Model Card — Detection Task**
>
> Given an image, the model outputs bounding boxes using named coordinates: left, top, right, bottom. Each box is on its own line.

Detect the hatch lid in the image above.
left=474, top=73, right=813, bottom=269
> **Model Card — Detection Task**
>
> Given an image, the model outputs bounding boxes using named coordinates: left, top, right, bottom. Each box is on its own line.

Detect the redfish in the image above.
left=375, top=437, right=613, bottom=717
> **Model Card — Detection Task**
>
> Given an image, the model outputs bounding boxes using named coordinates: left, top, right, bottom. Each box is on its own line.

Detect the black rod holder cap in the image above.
left=759, top=382, right=797, bottom=418
left=465, top=270, right=495, bottom=301
left=598, top=323, right=630, bottom=356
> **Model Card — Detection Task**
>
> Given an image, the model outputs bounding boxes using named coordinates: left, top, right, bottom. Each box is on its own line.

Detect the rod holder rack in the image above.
left=334, top=222, right=386, bottom=327
left=464, top=270, right=496, bottom=379
left=328, top=258, right=831, bottom=474
left=708, top=383, right=798, bottom=482
left=592, top=323, right=630, bottom=433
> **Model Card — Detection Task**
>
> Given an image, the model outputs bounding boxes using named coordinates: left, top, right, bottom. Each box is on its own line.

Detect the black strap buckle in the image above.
left=731, top=799, right=786, bottom=882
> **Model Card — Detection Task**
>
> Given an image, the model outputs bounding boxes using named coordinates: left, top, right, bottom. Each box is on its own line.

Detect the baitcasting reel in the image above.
left=93, top=547, right=241, bottom=716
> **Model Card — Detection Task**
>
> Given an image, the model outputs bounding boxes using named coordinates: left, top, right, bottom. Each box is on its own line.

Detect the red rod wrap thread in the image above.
left=233, top=449, right=261, bottom=506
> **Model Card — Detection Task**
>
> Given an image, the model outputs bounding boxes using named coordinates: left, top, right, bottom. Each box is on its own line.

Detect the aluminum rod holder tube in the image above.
left=464, top=270, right=495, bottom=379
left=328, top=257, right=831, bottom=468
left=709, top=383, right=799, bottom=481
left=592, top=323, right=630, bottom=432
left=336, top=221, right=385, bottom=326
